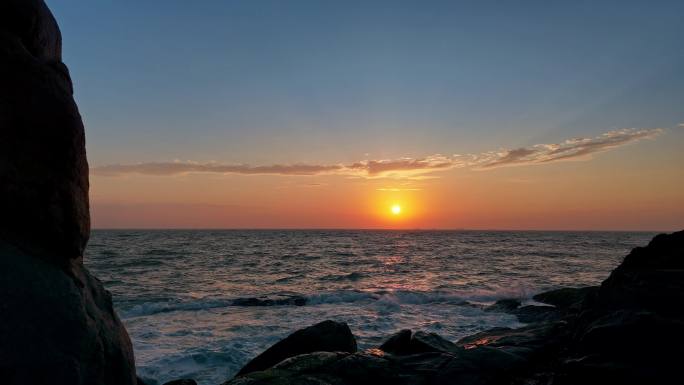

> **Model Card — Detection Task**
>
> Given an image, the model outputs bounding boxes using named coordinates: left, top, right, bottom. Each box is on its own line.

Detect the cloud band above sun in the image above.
left=92, top=127, right=664, bottom=179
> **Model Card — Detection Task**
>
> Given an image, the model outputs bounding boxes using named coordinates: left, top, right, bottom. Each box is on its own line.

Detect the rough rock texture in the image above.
left=0, top=1, right=136, bottom=384
left=380, top=330, right=462, bottom=355
left=597, top=230, right=684, bottom=315
left=224, top=230, right=684, bottom=385
left=532, top=286, right=598, bottom=309
left=162, top=380, right=198, bottom=385
left=0, top=0, right=89, bottom=262
left=236, top=320, right=357, bottom=377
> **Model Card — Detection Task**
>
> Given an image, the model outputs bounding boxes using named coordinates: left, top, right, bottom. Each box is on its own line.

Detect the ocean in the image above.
left=85, top=230, right=655, bottom=385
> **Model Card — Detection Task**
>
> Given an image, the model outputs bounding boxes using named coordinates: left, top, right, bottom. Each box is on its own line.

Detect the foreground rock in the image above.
left=225, top=230, right=684, bottom=385
left=235, top=320, right=357, bottom=376
left=162, top=380, right=198, bottom=385
left=0, top=0, right=89, bottom=263
left=0, top=1, right=136, bottom=384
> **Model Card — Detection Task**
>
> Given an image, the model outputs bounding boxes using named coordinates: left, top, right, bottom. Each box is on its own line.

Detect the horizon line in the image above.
left=90, top=227, right=671, bottom=233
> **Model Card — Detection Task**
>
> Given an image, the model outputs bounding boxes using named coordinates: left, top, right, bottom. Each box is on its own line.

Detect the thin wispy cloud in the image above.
left=474, top=128, right=664, bottom=169
left=92, top=127, right=665, bottom=179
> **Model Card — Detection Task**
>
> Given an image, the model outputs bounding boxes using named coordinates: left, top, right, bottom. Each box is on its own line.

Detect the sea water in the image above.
left=86, top=230, right=654, bottom=385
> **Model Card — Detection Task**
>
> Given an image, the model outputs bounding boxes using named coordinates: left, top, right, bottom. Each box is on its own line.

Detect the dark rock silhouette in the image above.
left=235, top=320, right=357, bottom=377
left=162, top=380, right=198, bottom=385
left=380, top=330, right=462, bottom=355
left=225, top=230, right=683, bottom=385
left=484, top=298, right=521, bottom=313
left=533, top=286, right=597, bottom=309
left=378, top=329, right=412, bottom=355
left=0, top=1, right=136, bottom=384
left=597, top=230, right=684, bottom=316
left=0, top=0, right=89, bottom=263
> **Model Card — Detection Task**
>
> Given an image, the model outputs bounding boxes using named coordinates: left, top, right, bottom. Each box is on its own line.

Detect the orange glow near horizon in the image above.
left=368, top=190, right=427, bottom=228
left=88, top=137, right=684, bottom=231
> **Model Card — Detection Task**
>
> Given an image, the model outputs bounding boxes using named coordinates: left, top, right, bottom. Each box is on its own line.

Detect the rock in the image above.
left=431, top=346, right=528, bottom=385
left=597, top=230, right=684, bottom=316
left=510, top=305, right=560, bottom=323
left=552, top=230, right=684, bottom=384
left=223, top=352, right=353, bottom=385
left=162, top=380, right=198, bottom=385
left=457, top=323, right=568, bottom=359
left=556, top=310, right=684, bottom=385
left=482, top=298, right=561, bottom=323
left=408, top=331, right=461, bottom=354
left=392, top=352, right=454, bottom=379
left=272, top=351, right=350, bottom=373
left=484, top=298, right=521, bottom=312
left=0, top=0, right=89, bottom=263
left=231, top=295, right=307, bottom=307
left=0, top=1, right=136, bottom=384
left=325, top=351, right=409, bottom=384
left=379, top=330, right=461, bottom=356
left=378, top=329, right=412, bottom=355
left=0, top=242, right=136, bottom=385
left=235, top=320, right=357, bottom=376
left=533, top=287, right=598, bottom=309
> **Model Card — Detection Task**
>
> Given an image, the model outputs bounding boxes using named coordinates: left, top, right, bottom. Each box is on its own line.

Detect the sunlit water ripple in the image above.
left=85, top=230, right=654, bottom=385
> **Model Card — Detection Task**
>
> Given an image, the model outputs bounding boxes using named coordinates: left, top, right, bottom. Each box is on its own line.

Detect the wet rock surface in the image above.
left=235, top=320, right=357, bottom=377
left=223, top=230, right=684, bottom=385
left=532, top=286, right=598, bottom=309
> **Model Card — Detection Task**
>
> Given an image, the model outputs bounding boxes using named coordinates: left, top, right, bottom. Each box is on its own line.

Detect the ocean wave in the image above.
left=121, top=287, right=535, bottom=318
left=307, top=288, right=533, bottom=306
left=122, top=298, right=236, bottom=318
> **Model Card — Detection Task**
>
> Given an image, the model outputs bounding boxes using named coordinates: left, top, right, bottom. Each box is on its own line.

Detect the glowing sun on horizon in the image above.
left=391, top=204, right=402, bottom=215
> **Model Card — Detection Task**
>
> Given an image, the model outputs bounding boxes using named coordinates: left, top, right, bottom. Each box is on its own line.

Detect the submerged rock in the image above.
left=484, top=298, right=521, bottom=313
left=231, top=295, right=307, bottom=307
left=0, top=1, right=136, bottom=384
left=510, top=304, right=560, bottom=323
left=235, top=320, right=357, bottom=377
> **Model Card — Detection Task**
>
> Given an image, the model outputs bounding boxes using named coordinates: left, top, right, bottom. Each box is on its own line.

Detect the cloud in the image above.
left=93, top=162, right=344, bottom=176
left=475, top=128, right=663, bottom=169
left=91, top=127, right=664, bottom=179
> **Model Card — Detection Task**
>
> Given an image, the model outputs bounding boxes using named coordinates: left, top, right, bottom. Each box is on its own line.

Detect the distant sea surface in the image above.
left=86, top=230, right=654, bottom=385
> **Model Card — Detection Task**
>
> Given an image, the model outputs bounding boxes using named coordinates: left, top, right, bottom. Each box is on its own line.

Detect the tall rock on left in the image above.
left=0, top=1, right=136, bottom=384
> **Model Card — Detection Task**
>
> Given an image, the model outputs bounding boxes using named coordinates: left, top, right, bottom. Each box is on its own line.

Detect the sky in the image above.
left=48, top=0, right=684, bottom=230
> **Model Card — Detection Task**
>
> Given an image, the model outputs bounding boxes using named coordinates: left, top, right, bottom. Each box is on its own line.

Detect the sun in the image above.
left=391, top=204, right=401, bottom=215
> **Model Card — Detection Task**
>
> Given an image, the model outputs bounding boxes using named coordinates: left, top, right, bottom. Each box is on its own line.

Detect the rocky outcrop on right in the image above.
left=223, top=230, right=684, bottom=385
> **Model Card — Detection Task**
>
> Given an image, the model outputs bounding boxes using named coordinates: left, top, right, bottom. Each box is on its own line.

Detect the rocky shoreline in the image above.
left=147, top=230, right=682, bottom=385
left=1, top=2, right=681, bottom=385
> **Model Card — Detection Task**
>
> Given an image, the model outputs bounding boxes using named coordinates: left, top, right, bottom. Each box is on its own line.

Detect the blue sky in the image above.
left=49, top=0, right=684, bottom=167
